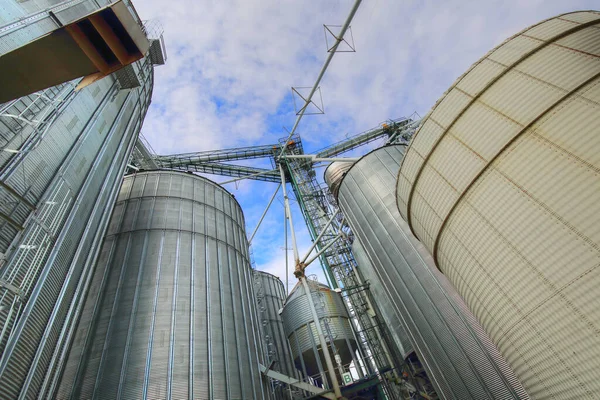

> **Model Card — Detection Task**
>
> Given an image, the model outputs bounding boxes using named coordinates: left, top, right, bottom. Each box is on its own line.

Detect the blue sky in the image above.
left=134, top=0, right=598, bottom=291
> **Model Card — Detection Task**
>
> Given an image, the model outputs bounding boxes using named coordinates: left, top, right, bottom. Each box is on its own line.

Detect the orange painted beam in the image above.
left=88, top=14, right=134, bottom=66
left=64, top=23, right=110, bottom=74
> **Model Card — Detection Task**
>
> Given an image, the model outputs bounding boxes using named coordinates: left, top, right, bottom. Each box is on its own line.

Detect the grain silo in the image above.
left=281, top=280, right=358, bottom=387
left=323, top=161, right=353, bottom=199
left=56, top=171, right=270, bottom=400
left=326, top=145, right=527, bottom=399
left=396, top=10, right=600, bottom=399
left=351, top=239, right=412, bottom=361
left=351, top=239, right=438, bottom=400
left=0, top=54, right=160, bottom=398
left=252, top=270, right=296, bottom=397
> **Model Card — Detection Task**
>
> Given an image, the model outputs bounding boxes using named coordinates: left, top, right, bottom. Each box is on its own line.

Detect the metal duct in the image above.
left=329, top=145, right=528, bottom=399
left=56, top=171, right=270, bottom=400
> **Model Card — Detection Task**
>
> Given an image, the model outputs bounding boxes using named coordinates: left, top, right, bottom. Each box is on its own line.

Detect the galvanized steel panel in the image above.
left=334, top=145, right=528, bottom=399
left=253, top=270, right=296, bottom=379
left=0, top=57, right=156, bottom=399
left=281, top=281, right=357, bottom=380
left=397, top=11, right=600, bottom=399
left=56, top=171, right=270, bottom=400
left=323, top=161, right=354, bottom=199
left=351, top=240, right=413, bottom=359
left=0, top=77, right=114, bottom=252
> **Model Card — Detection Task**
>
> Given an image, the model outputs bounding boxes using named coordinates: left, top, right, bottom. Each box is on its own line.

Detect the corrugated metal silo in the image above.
left=281, top=280, right=358, bottom=386
left=0, top=56, right=156, bottom=399
left=327, top=145, right=528, bottom=399
left=56, top=171, right=270, bottom=400
left=323, top=161, right=353, bottom=199
left=397, top=10, right=600, bottom=399
left=252, top=270, right=296, bottom=381
left=351, top=239, right=412, bottom=360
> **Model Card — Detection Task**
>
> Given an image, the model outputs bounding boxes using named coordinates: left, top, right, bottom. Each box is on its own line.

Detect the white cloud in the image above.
left=134, top=0, right=598, bottom=287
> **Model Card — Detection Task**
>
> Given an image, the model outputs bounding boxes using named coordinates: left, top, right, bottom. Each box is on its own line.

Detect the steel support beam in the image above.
left=277, top=0, right=363, bottom=158
left=259, top=364, right=336, bottom=399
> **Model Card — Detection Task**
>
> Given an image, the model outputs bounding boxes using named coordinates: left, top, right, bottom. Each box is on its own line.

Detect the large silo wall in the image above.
left=351, top=239, right=412, bottom=360
left=57, top=171, right=270, bottom=400
left=0, top=58, right=155, bottom=399
left=330, top=145, right=527, bottom=399
left=397, top=10, right=600, bottom=399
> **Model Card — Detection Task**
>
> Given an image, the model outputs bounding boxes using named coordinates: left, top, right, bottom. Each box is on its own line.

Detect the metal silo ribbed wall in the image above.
left=56, top=171, right=270, bottom=400
left=332, top=145, right=528, bottom=399
left=397, top=10, right=600, bottom=399
left=351, top=239, right=413, bottom=360
left=281, top=281, right=357, bottom=381
left=253, top=270, right=296, bottom=379
left=0, top=58, right=155, bottom=399
left=323, top=161, right=354, bottom=199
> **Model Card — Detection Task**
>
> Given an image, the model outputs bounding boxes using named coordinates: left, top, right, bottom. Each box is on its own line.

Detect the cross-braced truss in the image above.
left=130, top=116, right=417, bottom=182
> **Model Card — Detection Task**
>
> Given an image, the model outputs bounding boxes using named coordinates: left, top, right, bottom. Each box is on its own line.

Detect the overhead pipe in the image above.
left=277, top=0, right=363, bottom=159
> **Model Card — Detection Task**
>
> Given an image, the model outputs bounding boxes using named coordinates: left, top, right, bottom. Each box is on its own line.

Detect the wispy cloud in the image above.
left=134, top=0, right=598, bottom=288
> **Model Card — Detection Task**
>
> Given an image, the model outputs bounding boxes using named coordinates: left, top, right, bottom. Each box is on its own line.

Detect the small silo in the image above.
left=281, top=280, right=358, bottom=387
left=396, top=10, right=600, bottom=399
left=252, top=270, right=296, bottom=379
left=323, top=161, right=354, bottom=199
left=326, top=145, right=527, bottom=399
left=56, top=171, right=270, bottom=400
